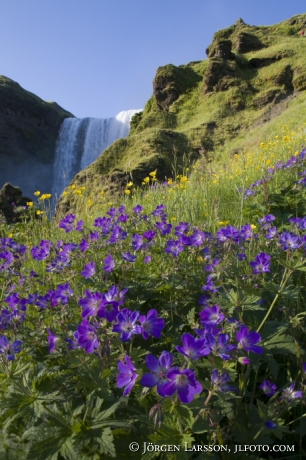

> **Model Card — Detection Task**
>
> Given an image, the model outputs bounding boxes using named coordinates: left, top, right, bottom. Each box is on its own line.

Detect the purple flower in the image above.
left=122, top=251, right=136, bottom=263
left=201, top=275, right=220, bottom=293
left=140, top=351, right=173, bottom=396
left=260, top=380, right=277, bottom=397
left=175, top=222, right=189, bottom=236
left=104, top=254, right=115, bottom=272
left=77, top=320, right=99, bottom=354
left=117, top=355, right=138, bottom=396
left=132, top=234, right=144, bottom=251
left=59, top=214, right=76, bottom=233
left=200, top=305, right=224, bottom=326
left=176, top=333, right=210, bottom=360
left=265, top=227, right=278, bottom=239
left=258, top=214, right=275, bottom=229
left=238, top=356, right=250, bottom=365
left=281, top=382, right=302, bottom=402
left=139, top=309, right=165, bottom=340
left=206, top=333, right=236, bottom=360
left=47, top=329, right=59, bottom=354
left=204, top=258, right=221, bottom=272
left=143, top=230, right=156, bottom=241
left=164, top=239, right=184, bottom=257
left=0, top=251, right=14, bottom=271
left=236, top=326, right=263, bottom=354
left=79, top=239, right=89, bottom=253
left=31, top=240, right=52, bottom=260
left=265, top=421, right=277, bottom=429
left=144, top=255, right=152, bottom=264
left=81, top=261, right=96, bottom=279
left=0, top=335, right=23, bottom=360
left=279, top=232, right=301, bottom=250
left=113, top=308, right=141, bottom=341
left=161, top=368, right=202, bottom=403
left=211, top=369, right=235, bottom=392
left=155, top=221, right=172, bottom=236
left=250, top=252, right=271, bottom=274
left=190, top=230, right=206, bottom=246
left=133, top=204, right=143, bottom=215
left=79, top=290, right=104, bottom=318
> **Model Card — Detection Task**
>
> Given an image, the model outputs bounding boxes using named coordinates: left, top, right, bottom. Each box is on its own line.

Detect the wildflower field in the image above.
left=1, top=127, right=306, bottom=459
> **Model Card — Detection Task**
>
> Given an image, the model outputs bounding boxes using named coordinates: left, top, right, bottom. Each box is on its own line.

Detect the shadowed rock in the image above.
left=0, top=183, right=32, bottom=223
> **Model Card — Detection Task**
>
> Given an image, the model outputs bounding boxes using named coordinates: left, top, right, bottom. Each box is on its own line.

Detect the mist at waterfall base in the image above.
left=51, top=109, right=141, bottom=212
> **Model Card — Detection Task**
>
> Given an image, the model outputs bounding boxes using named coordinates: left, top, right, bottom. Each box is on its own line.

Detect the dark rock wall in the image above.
left=0, top=76, right=74, bottom=198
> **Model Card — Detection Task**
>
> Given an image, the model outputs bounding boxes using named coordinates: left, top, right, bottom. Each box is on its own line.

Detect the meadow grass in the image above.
left=1, top=125, right=306, bottom=459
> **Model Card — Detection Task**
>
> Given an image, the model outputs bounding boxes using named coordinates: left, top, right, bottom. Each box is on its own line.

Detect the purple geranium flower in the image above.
left=117, top=355, right=138, bottom=396
left=113, top=308, right=141, bottom=341
left=81, top=261, right=96, bottom=279
left=122, top=251, right=136, bottom=263
left=140, top=351, right=173, bottom=396
left=236, top=326, right=263, bottom=354
left=201, top=274, right=220, bottom=293
left=165, top=239, right=184, bottom=257
left=176, top=333, right=210, bottom=360
left=0, top=335, right=23, bottom=360
left=79, top=290, right=104, bottom=318
left=265, top=421, right=278, bottom=429
left=139, top=309, right=165, bottom=340
left=279, top=232, right=301, bottom=250
left=161, top=368, right=203, bottom=403
left=104, top=254, right=115, bottom=272
left=250, top=252, right=271, bottom=274
left=281, top=382, right=302, bottom=402
left=206, top=333, right=236, bottom=360
left=211, top=369, right=235, bottom=392
left=200, top=305, right=224, bottom=326
left=260, top=380, right=277, bottom=397
left=77, top=320, right=99, bottom=354
left=47, top=329, right=59, bottom=354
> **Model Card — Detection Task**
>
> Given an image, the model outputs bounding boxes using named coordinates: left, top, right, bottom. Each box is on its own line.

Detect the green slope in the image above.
left=56, top=13, right=306, bottom=216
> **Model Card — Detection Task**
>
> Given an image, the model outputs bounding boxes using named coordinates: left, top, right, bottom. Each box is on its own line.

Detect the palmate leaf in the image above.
left=71, top=425, right=116, bottom=457
left=24, top=425, right=74, bottom=460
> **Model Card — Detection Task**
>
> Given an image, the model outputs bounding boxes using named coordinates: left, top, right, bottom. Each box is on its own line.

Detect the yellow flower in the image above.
left=168, top=179, right=173, bottom=185
left=149, top=170, right=157, bottom=177
left=34, top=191, right=40, bottom=196
left=9, top=233, right=13, bottom=238
left=36, top=210, right=43, bottom=215
left=70, top=184, right=76, bottom=189
left=250, top=224, right=256, bottom=230
left=124, top=190, right=131, bottom=195
left=100, top=191, right=105, bottom=195
left=126, top=181, right=133, bottom=187
left=142, top=177, right=150, bottom=184
left=26, top=202, right=33, bottom=207
left=63, top=191, right=68, bottom=196
left=170, top=217, right=177, bottom=221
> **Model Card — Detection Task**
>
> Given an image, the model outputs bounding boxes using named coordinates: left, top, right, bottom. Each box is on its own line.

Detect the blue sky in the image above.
left=0, top=1, right=305, bottom=118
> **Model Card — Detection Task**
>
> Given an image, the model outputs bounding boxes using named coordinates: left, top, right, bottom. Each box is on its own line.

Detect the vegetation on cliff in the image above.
left=56, top=13, right=306, bottom=215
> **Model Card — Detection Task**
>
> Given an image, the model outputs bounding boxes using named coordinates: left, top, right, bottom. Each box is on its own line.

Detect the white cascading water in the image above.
left=52, top=109, right=141, bottom=203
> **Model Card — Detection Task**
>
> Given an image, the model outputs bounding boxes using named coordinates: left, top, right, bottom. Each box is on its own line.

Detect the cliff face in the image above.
left=53, top=13, right=306, bottom=216
left=0, top=76, right=74, bottom=199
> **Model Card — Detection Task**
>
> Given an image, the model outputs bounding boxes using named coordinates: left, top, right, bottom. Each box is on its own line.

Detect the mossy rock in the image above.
left=153, top=64, right=202, bottom=111
left=234, top=32, right=265, bottom=53
left=293, top=69, right=306, bottom=91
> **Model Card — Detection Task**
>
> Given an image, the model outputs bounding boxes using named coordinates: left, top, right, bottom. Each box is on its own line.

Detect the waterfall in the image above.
left=52, top=109, right=141, bottom=203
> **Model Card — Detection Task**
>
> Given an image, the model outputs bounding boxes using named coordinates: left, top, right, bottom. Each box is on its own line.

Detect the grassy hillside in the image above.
left=55, top=14, right=306, bottom=216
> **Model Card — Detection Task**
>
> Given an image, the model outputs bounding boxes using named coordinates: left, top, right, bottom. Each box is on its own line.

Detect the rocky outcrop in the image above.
left=153, top=64, right=201, bottom=111
left=0, top=76, right=74, bottom=199
left=234, top=32, right=265, bottom=53
left=0, top=183, right=32, bottom=224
